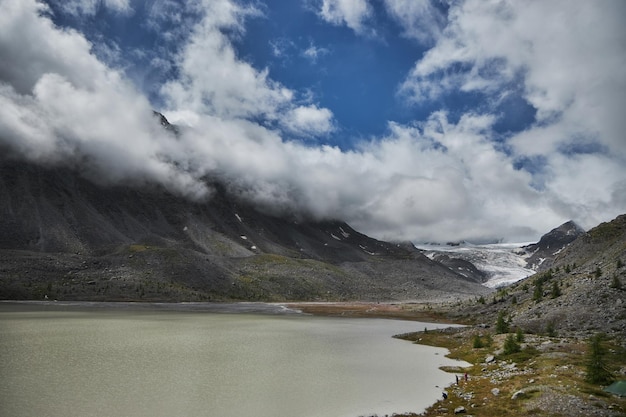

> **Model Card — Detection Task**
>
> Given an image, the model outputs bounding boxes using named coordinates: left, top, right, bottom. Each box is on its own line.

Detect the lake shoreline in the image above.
left=288, top=300, right=626, bottom=417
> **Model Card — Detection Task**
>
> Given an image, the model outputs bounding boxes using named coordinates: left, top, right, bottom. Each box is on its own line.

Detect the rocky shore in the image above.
left=291, top=301, right=626, bottom=417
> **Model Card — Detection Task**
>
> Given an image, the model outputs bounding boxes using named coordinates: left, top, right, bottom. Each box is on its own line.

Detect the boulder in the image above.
left=511, top=390, right=525, bottom=400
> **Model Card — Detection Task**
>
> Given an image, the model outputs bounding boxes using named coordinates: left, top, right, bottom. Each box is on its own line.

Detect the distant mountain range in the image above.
left=0, top=158, right=490, bottom=302
left=0, top=115, right=621, bottom=305
left=454, top=214, right=626, bottom=336
left=417, top=220, right=586, bottom=288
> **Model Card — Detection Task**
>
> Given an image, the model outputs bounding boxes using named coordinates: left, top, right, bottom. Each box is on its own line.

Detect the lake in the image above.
left=0, top=302, right=467, bottom=417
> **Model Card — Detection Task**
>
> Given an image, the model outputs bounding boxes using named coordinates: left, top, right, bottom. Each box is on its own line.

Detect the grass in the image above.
left=394, top=327, right=626, bottom=417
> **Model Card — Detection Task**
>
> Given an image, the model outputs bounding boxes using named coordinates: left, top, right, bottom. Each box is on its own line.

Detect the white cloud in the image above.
left=397, top=0, right=626, bottom=234
left=0, top=0, right=208, bottom=198
left=302, top=43, right=330, bottom=63
left=281, top=105, right=335, bottom=137
left=383, top=0, right=446, bottom=44
left=160, top=0, right=337, bottom=138
left=48, top=0, right=133, bottom=16
left=1, top=0, right=624, bottom=244
left=317, top=0, right=374, bottom=35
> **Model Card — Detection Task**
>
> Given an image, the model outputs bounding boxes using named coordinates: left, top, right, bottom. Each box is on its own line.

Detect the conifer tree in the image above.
left=495, top=311, right=509, bottom=334
left=503, top=334, right=521, bottom=355
left=585, top=333, right=613, bottom=385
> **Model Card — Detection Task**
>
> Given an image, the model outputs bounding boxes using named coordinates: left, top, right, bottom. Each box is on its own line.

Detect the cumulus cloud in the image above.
left=0, top=0, right=624, bottom=244
left=317, top=0, right=374, bottom=35
left=382, top=0, right=446, bottom=44
left=0, top=0, right=208, bottom=197
left=281, top=105, right=335, bottom=137
left=397, top=0, right=626, bottom=232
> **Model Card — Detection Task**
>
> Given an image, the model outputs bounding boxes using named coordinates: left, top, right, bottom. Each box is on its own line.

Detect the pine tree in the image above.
left=585, top=333, right=613, bottom=385
left=503, top=334, right=521, bottom=355
left=495, top=311, right=509, bottom=334
left=551, top=281, right=562, bottom=298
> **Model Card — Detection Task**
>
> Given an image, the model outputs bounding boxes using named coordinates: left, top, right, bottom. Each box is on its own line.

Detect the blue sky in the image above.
left=1, top=0, right=625, bottom=243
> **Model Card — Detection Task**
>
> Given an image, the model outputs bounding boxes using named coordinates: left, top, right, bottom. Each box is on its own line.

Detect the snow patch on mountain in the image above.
left=416, top=242, right=536, bottom=288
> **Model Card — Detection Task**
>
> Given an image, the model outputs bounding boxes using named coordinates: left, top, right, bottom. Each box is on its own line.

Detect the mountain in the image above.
left=0, top=159, right=490, bottom=302
left=417, top=242, right=536, bottom=288
left=455, top=214, right=626, bottom=336
left=521, top=220, right=586, bottom=270
left=416, top=220, right=587, bottom=288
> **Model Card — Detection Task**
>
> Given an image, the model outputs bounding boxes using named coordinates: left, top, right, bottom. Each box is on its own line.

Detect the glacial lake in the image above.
left=0, top=302, right=467, bottom=417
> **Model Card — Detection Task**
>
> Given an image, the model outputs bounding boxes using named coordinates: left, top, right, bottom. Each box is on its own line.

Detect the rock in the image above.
left=454, top=405, right=467, bottom=414
left=485, top=355, right=495, bottom=363
left=511, top=390, right=525, bottom=400
left=491, top=388, right=500, bottom=396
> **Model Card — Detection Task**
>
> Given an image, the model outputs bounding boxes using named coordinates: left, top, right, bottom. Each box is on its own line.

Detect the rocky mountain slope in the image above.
left=455, top=214, right=626, bottom=336
left=521, top=220, right=586, bottom=270
left=0, top=159, right=490, bottom=302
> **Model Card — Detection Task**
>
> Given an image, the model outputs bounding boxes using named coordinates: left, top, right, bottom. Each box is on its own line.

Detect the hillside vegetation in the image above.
left=385, top=213, right=626, bottom=417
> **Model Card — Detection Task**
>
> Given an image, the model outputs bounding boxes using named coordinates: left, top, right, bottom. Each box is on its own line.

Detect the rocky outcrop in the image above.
left=522, top=220, right=585, bottom=271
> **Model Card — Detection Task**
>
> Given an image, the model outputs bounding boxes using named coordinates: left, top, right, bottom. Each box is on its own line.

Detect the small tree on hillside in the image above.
left=550, top=281, right=562, bottom=298
left=473, top=334, right=484, bottom=348
left=495, top=311, right=509, bottom=334
left=533, top=280, right=543, bottom=302
left=503, top=333, right=521, bottom=355
left=585, top=333, right=613, bottom=385
left=610, top=274, right=622, bottom=289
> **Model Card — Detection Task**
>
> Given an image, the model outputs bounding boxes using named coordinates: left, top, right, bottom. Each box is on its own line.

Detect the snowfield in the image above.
left=416, top=242, right=537, bottom=288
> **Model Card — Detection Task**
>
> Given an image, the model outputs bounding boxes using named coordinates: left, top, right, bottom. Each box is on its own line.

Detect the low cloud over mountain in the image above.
left=1, top=0, right=625, bottom=243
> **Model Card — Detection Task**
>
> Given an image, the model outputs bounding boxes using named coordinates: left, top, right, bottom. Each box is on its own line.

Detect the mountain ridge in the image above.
left=0, top=158, right=490, bottom=302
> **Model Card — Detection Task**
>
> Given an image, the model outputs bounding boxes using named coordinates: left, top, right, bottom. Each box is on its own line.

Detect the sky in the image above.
left=0, top=0, right=625, bottom=243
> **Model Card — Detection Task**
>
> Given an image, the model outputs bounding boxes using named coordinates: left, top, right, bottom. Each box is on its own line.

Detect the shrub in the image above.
left=595, top=267, right=602, bottom=278
left=473, top=334, right=484, bottom=348
left=533, top=280, right=543, bottom=302
left=503, top=334, right=521, bottom=355
left=546, top=321, right=557, bottom=337
left=610, top=274, right=622, bottom=289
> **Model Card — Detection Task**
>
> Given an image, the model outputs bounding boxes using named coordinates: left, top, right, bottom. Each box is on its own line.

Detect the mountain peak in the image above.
left=523, top=220, right=586, bottom=270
